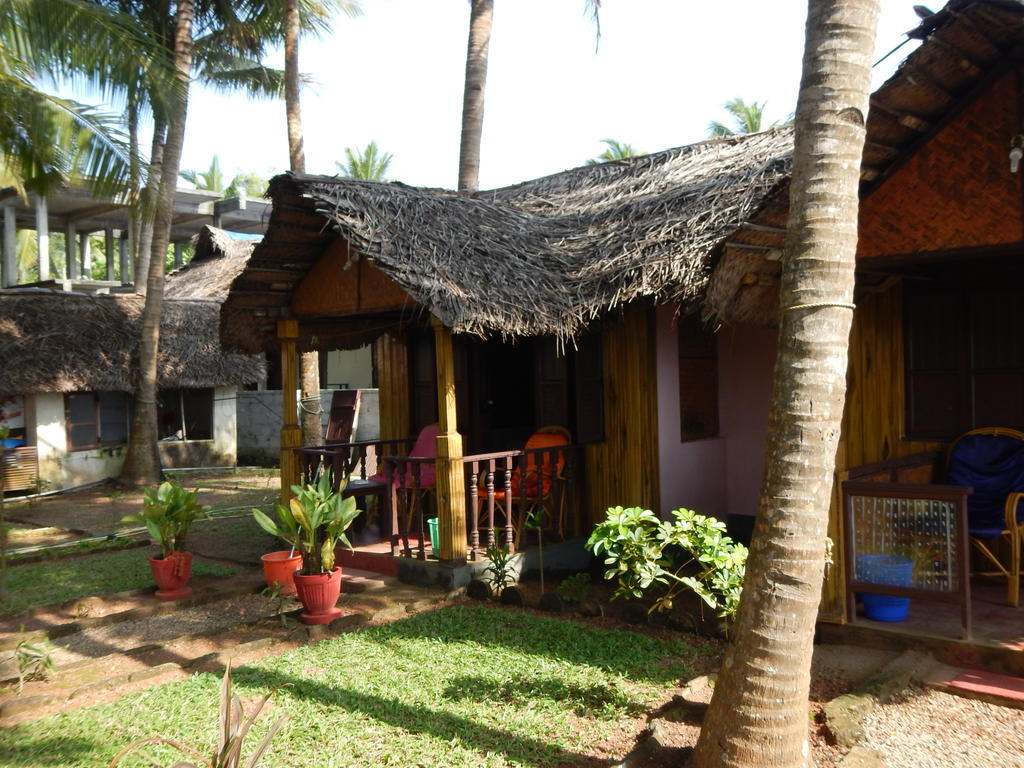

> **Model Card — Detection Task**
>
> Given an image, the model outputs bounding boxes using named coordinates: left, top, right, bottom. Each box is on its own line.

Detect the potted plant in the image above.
left=123, top=480, right=210, bottom=600
left=252, top=473, right=360, bottom=625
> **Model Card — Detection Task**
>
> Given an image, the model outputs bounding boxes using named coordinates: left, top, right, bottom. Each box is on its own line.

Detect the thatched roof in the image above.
left=166, top=226, right=259, bottom=299
left=222, top=128, right=792, bottom=350
left=0, top=289, right=265, bottom=394
left=704, top=0, right=1024, bottom=325
left=222, top=0, right=1024, bottom=347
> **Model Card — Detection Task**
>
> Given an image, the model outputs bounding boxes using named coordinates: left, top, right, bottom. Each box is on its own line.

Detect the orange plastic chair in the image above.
left=477, top=426, right=570, bottom=545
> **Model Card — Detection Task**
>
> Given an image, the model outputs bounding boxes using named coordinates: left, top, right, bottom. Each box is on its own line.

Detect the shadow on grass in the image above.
left=0, top=736, right=103, bottom=767
left=232, top=665, right=608, bottom=768
left=442, top=674, right=647, bottom=718
left=374, top=604, right=696, bottom=685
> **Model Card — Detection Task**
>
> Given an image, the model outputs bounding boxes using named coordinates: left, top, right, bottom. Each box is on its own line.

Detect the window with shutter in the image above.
left=905, top=283, right=1024, bottom=439
left=65, top=391, right=129, bottom=449
left=678, top=315, right=719, bottom=442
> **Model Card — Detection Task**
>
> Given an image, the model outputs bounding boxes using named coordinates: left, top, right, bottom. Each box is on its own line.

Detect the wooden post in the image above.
left=432, top=316, right=467, bottom=563
left=278, top=318, right=302, bottom=505
left=34, top=196, right=48, bottom=281
left=104, top=226, right=115, bottom=281
left=1, top=205, right=14, bottom=287
left=173, top=242, right=183, bottom=270
left=65, top=221, right=77, bottom=279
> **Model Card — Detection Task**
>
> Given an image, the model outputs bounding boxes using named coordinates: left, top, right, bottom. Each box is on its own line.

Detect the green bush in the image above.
left=587, top=506, right=747, bottom=621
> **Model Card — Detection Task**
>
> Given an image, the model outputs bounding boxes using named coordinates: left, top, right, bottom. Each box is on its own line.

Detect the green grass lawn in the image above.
left=0, top=549, right=234, bottom=615
left=0, top=605, right=710, bottom=768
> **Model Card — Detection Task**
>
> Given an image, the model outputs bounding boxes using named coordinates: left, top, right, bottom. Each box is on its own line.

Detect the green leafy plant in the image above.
left=587, top=506, right=747, bottom=621
left=122, top=481, right=210, bottom=558
left=261, top=583, right=291, bottom=628
left=108, top=664, right=287, bottom=768
left=10, top=636, right=56, bottom=693
left=482, top=544, right=517, bottom=592
left=556, top=572, right=592, bottom=604
left=252, top=473, right=360, bottom=576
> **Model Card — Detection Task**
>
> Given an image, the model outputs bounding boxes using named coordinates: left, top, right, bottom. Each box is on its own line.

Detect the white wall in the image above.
left=325, top=346, right=373, bottom=389
left=28, top=387, right=241, bottom=490
left=655, top=305, right=727, bottom=518
left=31, top=392, right=125, bottom=489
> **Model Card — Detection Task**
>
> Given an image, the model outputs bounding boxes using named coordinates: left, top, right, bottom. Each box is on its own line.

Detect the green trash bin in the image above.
left=427, top=517, right=439, bottom=555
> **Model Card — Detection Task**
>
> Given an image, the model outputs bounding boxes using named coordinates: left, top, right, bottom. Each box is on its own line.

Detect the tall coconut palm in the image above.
left=707, top=97, right=769, bottom=138
left=338, top=141, right=392, bottom=181
left=457, top=1, right=602, bottom=194
left=120, top=0, right=196, bottom=486
left=181, top=154, right=225, bottom=193
left=281, top=0, right=360, bottom=449
left=691, top=2, right=879, bottom=767
left=585, top=138, right=641, bottom=165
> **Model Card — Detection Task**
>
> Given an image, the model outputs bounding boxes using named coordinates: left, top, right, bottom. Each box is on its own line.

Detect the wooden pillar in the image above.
left=432, top=316, right=467, bottom=563
left=79, top=231, right=91, bottom=277
left=65, top=221, right=78, bottom=279
left=173, top=242, right=183, bottom=270
left=2, top=205, right=16, bottom=287
left=104, top=226, right=115, bottom=281
left=34, top=196, right=49, bottom=281
left=278, top=318, right=302, bottom=505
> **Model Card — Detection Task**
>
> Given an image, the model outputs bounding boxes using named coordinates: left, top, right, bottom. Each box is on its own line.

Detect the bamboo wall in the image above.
left=375, top=332, right=410, bottom=442
left=583, top=305, right=661, bottom=526
left=819, top=281, right=943, bottom=620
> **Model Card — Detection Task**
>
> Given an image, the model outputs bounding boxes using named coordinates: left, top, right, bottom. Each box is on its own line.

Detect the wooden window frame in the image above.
left=678, top=315, right=719, bottom=443
left=65, top=391, right=128, bottom=451
left=158, top=388, right=215, bottom=442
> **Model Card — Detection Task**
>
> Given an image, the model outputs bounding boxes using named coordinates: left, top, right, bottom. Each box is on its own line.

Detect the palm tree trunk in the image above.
left=284, top=0, right=304, bottom=175
left=282, top=0, right=322, bottom=447
left=135, top=119, right=165, bottom=295
left=121, top=0, right=195, bottom=487
left=692, top=3, right=879, bottom=767
left=457, top=0, right=493, bottom=195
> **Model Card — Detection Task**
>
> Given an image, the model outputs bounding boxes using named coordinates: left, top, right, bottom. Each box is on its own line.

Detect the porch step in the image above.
left=923, top=665, right=1024, bottom=710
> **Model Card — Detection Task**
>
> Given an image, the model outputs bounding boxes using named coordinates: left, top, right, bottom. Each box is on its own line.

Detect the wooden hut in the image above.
left=221, top=0, right=1024, bottom=640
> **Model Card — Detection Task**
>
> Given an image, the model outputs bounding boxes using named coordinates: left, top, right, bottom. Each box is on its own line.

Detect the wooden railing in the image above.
left=294, top=441, right=579, bottom=562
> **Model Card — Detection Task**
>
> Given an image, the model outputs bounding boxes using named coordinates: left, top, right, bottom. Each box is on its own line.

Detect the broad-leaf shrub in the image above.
left=587, top=506, right=747, bottom=620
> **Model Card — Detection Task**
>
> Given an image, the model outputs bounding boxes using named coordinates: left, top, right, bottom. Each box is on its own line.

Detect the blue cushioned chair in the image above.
left=946, top=427, right=1024, bottom=606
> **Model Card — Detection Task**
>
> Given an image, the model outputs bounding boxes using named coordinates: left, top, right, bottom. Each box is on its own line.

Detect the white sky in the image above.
left=181, top=0, right=925, bottom=191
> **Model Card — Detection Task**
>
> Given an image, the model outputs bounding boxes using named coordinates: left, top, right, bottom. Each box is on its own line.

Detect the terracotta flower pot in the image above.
left=261, top=551, right=303, bottom=595
left=149, top=551, right=194, bottom=601
left=293, top=567, right=343, bottom=625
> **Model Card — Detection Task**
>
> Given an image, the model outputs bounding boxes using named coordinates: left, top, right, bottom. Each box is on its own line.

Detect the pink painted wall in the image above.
left=655, top=306, right=777, bottom=520
left=717, top=324, right=777, bottom=518
left=655, top=305, right=726, bottom=518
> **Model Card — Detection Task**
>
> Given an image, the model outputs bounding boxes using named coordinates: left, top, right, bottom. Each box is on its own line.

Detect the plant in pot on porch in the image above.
left=252, top=473, right=360, bottom=625
left=122, top=481, right=210, bottom=600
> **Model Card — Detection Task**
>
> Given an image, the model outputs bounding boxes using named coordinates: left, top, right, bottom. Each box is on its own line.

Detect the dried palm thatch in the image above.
left=0, top=289, right=265, bottom=394
left=313, top=128, right=791, bottom=338
left=166, top=226, right=258, bottom=299
left=222, top=128, right=793, bottom=350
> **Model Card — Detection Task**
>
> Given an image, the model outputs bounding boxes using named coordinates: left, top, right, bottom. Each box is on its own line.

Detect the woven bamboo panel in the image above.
left=1, top=446, right=38, bottom=493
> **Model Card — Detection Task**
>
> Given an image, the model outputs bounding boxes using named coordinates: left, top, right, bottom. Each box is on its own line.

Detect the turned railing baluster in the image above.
left=503, top=455, right=514, bottom=553
left=469, top=461, right=480, bottom=559
left=486, top=460, right=496, bottom=548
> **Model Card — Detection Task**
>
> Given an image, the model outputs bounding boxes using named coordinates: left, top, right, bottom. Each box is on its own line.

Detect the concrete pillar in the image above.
left=34, top=196, right=49, bottom=281
left=65, top=221, right=77, bottom=279
left=2, top=205, right=16, bottom=287
left=118, top=231, right=129, bottom=283
left=104, top=226, right=115, bottom=281
left=79, top=231, right=91, bottom=277
left=173, top=241, right=183, bottom=270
